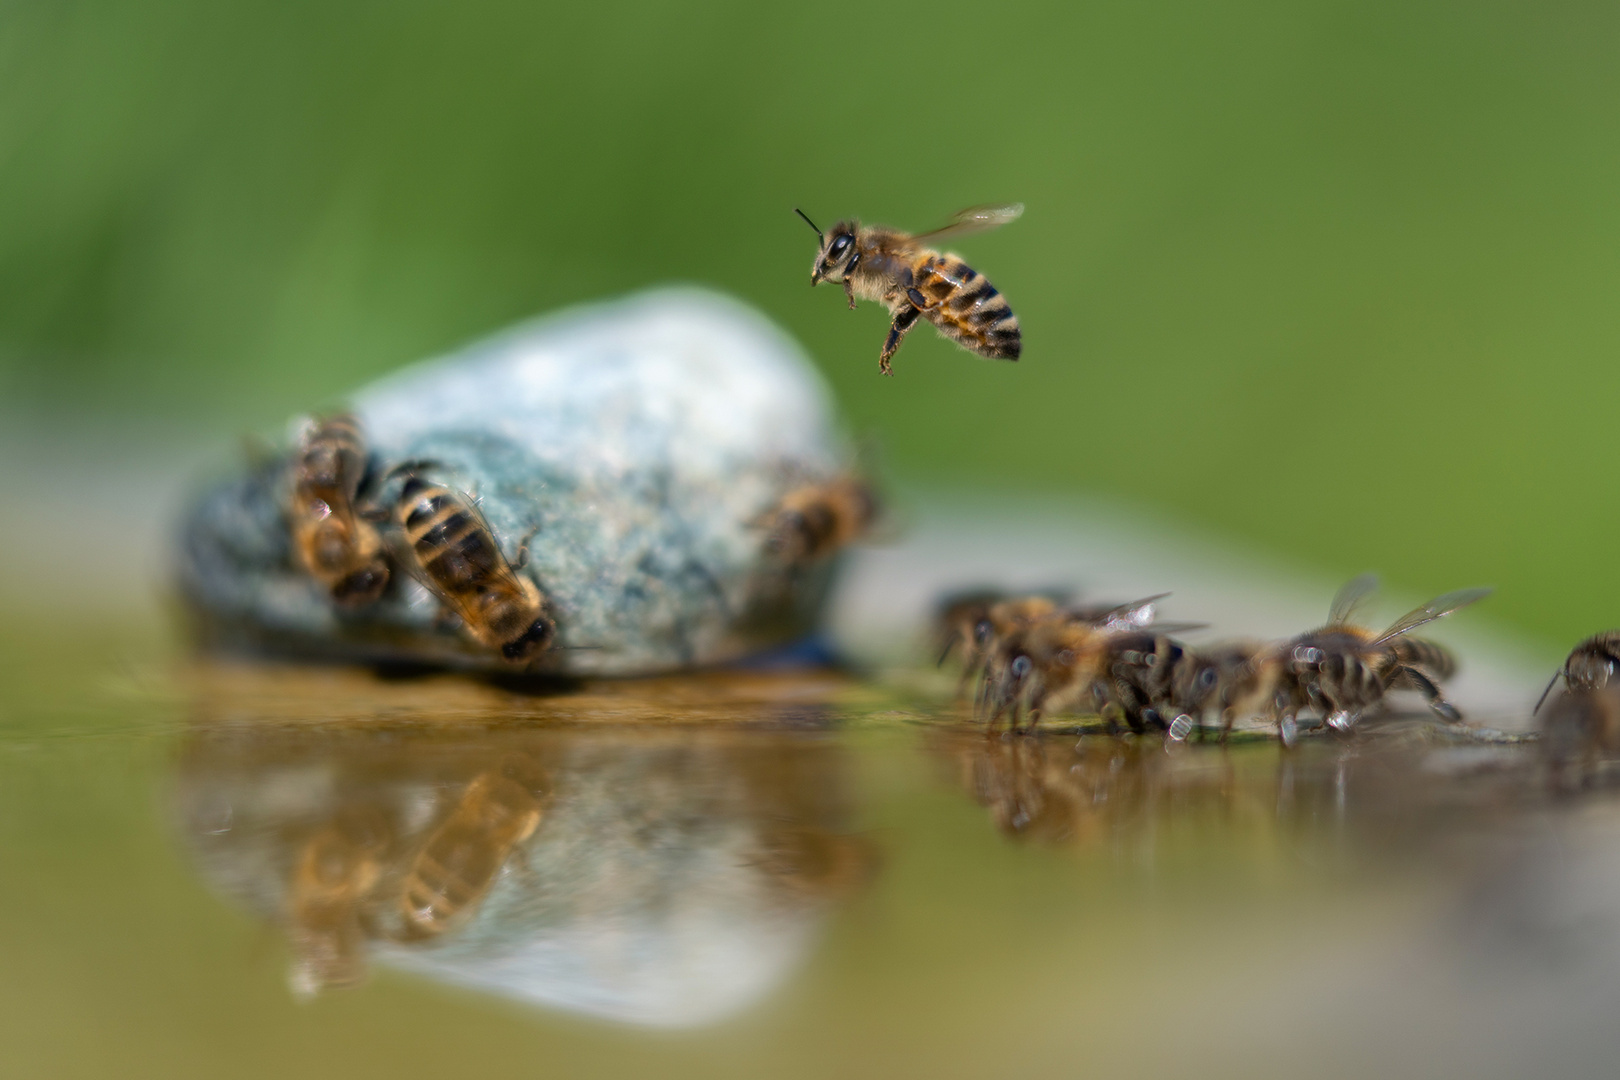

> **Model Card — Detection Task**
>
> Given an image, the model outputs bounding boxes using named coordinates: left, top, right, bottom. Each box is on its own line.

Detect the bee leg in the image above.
left=844, top=278, right=857, bottom=310
left=879, top=305, right=922, bottom=376
left=1401, top=665, right=1462, bottom=722
left=513, top=524, right=541, bottom=571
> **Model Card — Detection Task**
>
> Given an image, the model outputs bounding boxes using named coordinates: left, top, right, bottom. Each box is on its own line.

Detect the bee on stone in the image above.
left=759, top=475, right=879, bottom=565
left=1534, top=630, right=1620, bottom=714
left=396, top=765, right=544, bottom=940
left=286, top=413, right=391, bottom=606
left=796, top=204, right=1023, bottom=375
left=391, top=472, right=556, bottom=664
left=1227, top=575, right=1490, bottom=745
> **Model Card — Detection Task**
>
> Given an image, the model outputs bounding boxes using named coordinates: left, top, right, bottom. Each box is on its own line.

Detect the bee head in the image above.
left=797, top=209, right=858, bottom=285
left=501, top=616, right=556, bottom=664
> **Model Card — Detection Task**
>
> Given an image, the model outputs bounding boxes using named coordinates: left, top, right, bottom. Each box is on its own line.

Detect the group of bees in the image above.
left=284, top=412, right=558, bottom=664
left=283, top=414, right=879, bottom=666
left=934, top=575, right=1491, bottom=746
left=934, top=576, right=1620, bottom=780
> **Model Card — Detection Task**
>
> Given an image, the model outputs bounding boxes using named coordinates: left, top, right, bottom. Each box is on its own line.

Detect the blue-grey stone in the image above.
left=178, top=287, right=846, bottom=675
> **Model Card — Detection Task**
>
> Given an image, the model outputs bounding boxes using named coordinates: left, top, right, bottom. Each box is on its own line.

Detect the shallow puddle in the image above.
left=5, top=620, right=1620, bottom=1078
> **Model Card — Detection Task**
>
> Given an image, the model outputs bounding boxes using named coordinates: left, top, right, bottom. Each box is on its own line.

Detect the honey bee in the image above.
left=284, top=811, right=390, bottom=996
left=1228, top=575, right=1490, bottom=744
left=759, top=475, right=879, bottom=564
left=1167, top=640, right=1268, bottom=737
left=396, top=767, right=544, bottom=940
left=1534, top=630, right=1620, bottom=713
left=975, top=595, right=1179, bottom=732
left=392, top=473, right=556, bottom=664
left=287, top=413, right=390, bottom=605
left=797, top=204, right=1023, bottom=375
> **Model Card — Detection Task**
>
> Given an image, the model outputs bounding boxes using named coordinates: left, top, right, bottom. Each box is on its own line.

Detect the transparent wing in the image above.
left=1368, top=587, right=1493, bottom=646
left=1326, top=573, right=1380, bottom=626
left=1069, top=593, right=1171, bottom=631
left=913, top=203, right=1024, bottom=243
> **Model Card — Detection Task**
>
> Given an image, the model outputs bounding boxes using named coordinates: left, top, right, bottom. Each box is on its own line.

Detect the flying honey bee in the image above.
left=396, top=767, right=544, bottom=940
left=392, top=472, right=556, bottom=664
left=1226, top=575, right=1490, bottom=744
left=797, top=204, right=1023, bottom=375
left=287, top=413, right=390, bottom=606
left=1534, top=630, right=1620, bottom=713
left=758, top=475, right=879, bottom=564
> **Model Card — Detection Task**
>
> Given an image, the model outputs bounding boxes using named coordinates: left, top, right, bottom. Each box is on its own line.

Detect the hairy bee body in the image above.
left=801, top=205, right=1022, bottom=375
left=288, top=414, right=390, bottom=605
left=394, top=475, right=555, bottom=664
left=398, top=770, right=542, bottom=940
left=1087, top=631, right=1199, bottom=734
left=762, top=476, right=878, bottom=564
left=1244, top=580, right=1489, bottom=741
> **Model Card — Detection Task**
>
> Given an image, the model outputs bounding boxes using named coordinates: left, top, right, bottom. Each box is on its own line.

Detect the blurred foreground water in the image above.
left=5, top=445, right=1620, bottom=1076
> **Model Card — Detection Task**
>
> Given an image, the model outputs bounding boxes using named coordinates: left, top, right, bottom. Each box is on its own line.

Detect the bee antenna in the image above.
left=794, top=207, right=823, bottom=239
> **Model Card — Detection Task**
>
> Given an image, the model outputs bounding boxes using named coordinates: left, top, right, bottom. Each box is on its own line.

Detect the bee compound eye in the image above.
left=828, top=235, right=852, bottom=259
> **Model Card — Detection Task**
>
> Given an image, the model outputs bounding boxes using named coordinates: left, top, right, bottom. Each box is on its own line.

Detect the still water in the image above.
left=4, top=619, right=1620, bottom=1079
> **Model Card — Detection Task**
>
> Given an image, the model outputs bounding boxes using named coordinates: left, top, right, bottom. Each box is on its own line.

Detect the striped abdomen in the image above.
left=909, top=253, right=1021, bottom=361
left=1388, top=636, right=1456, bottom=681
left=395, top=477, right=554, bottom=661
left=297, top=413, right=368, bottom=501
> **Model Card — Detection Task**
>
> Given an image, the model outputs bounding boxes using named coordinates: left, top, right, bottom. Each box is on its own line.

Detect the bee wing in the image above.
left=1326, top=573, right=1380, bottom=626
left=913, top=203, right=1025, bottom=243
left=1069, top=593, right=1171, bottom=630
left=1367, top=587, right=1492, bottom=647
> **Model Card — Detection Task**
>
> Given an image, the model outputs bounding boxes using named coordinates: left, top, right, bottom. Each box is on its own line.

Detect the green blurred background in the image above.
left=3, top=0, right=1617, bottom=646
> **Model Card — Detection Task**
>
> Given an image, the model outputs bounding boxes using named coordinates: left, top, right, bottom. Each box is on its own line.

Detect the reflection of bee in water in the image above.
left=1540, top=686, right=1620, bottom=790
left=1535, top=630, right=1620, bottom=714
left=758, top=475, right=879, bottom=565
left=797, top=204, right=1023, bottom=375
left=1227, top=575, right=1489, bottom=744
left=287, top=414, right=390, bottom=605
left=397, top=767, right=544, bottom=940
left=285, top=809, right=391, bottom=996
left=393, top=473, right=556, bottom=664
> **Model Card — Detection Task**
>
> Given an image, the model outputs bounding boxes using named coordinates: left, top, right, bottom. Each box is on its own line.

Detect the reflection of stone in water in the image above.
left=174, top=695, right=874, bottom=1028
